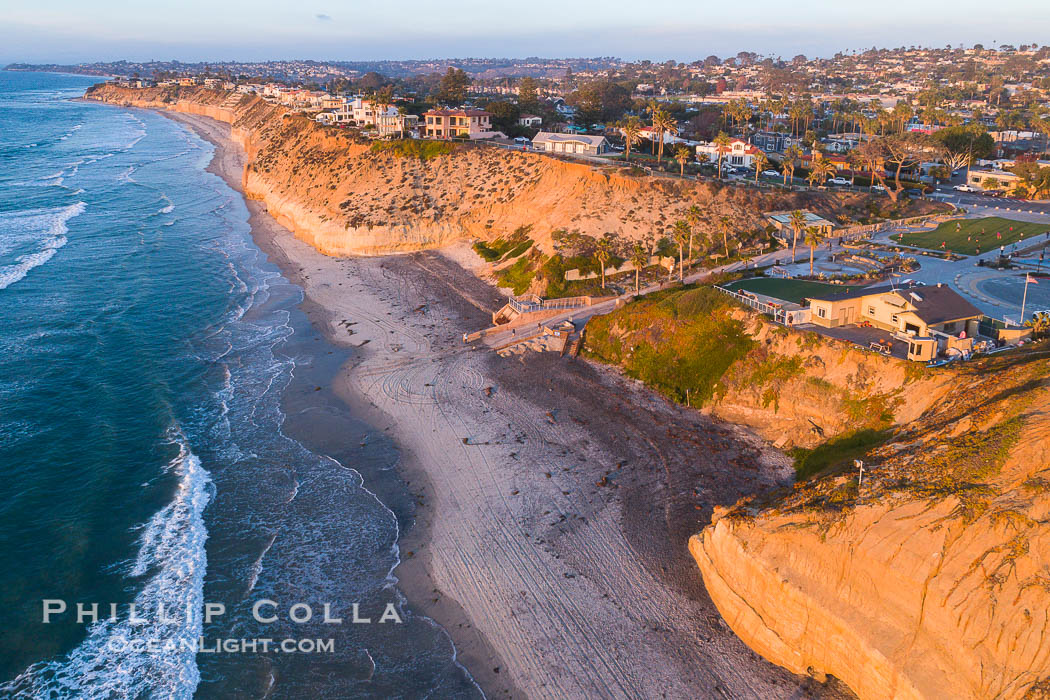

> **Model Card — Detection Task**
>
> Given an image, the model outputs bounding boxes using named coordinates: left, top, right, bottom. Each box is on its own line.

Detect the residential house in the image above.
left=696, top=138, right=763, bottom=168
left=376, top=112, right=419, bottom=137
left=807, top=283, right=983, bottom=361
left=752, top=130, right=795, bottom=153
left=423, top=108, right=501, bottom=139
left=799, top=151, right=863, bottom=174
left=348, top=97, right=397, bottom=127
left=638, top=126, right=693, bottom=146
left=321, top=95, right=347, bottom=110
left=518, top=114, right=543, bottom=128
left=966, top=168, right=1023, bottom=190
left=531, top=132, right=611, bottom=155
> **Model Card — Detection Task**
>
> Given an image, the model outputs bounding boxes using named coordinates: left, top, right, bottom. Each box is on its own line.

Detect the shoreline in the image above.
left=158, top=109, right=510, bottom=696
left=157, top=108, right=842, bottom=698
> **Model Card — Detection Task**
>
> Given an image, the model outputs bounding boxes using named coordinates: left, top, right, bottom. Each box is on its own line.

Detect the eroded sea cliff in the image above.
left=586, top=287, right=1050, bottom=699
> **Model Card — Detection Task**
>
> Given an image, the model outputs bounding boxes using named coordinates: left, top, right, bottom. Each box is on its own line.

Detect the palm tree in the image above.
left=595, top=236, right=613, bottom=289
left=713, top=131, right=731, bottom=178
left=373, top=86, right=394, bottom=131
left=674, top=146, right=691, bottom=176
left=788, top=209, right=807, bottom=263
left=718, top=216, right=732, bottom=259
left=619, top=116, right=642, bottom=162
left=804, top=225, right=823, bottom=276
left=686, top=204, right=702, bottom=260
left=630, top=244, right=648, bottom=294
left=782, top=145, right=802, bottom=185
left=753, top=152, right=769, bottom=185
left=814, top=158, right=837, bottom=185
left=672, top=220, right=690, bottom=281
left=396, top=105, right=408, bottom=138
left=651, top=109, right=677, bottom=162
left=1025, top=311, right=1050, bottom=339
left=646, top=100, right=661, bottom=154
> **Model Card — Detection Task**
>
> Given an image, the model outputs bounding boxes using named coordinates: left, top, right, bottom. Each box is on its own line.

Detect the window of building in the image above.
left=891, top=313, right=899, bottom=323
left=816, top=307, right=827, bottom=319
left=867, top=306, right=875, bottom=316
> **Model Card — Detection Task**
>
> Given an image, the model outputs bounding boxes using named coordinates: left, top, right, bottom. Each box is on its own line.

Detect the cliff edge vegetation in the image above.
left=585, top=285, right=1050, bottom=699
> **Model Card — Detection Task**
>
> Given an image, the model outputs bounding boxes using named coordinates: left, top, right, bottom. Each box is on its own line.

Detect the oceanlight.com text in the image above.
left=104, top=636, right=336, bottom=654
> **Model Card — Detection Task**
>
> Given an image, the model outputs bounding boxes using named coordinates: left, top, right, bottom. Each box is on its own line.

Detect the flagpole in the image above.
left=1020, top=273, right=1030, bottom=327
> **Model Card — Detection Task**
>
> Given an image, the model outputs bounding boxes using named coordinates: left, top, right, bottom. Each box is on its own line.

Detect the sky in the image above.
left=1, top=0, right=1048, bottom=65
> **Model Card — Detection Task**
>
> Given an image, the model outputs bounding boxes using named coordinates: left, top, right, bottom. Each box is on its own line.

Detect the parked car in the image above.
left=953, top=184, right=977, bottom=193
left=761, top=169, right=779, bottom=177
left=981, top=189, right=1004, bottom=198
left=828, top=177, right=851, bottom=186
left=871, top=184, right=886, bottom=191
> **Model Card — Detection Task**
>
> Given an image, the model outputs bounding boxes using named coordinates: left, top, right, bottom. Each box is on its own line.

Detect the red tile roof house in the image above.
left=695, top=138, right=763, bottom=168
left=423, top=108, right=504, bottom=139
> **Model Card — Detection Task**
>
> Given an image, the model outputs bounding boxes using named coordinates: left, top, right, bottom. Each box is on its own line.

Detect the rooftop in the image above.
left=808, top=283, right=983, bottom=324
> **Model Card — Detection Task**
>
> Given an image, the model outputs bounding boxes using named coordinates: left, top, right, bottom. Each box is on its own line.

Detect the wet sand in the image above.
left=162, top=109, right=844, bottom=699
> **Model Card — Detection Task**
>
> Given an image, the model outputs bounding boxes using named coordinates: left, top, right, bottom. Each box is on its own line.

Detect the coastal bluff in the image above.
left=587, top=291, right=1050, bottom=699
left=701, top=343, right=1050, bottom=699
left=87, top=84, right=888, bottom=257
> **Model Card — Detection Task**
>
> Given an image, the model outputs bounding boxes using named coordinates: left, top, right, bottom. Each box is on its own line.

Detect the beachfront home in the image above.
left=423, top=108, right=499, bottom=139
left=321, top=95, right=346, bottom=110
left=696, top=138, right=763, bottom=168
left=349, top=97, right=398, bottom=127
left=807, top=283, right=983, bottom=361
left=376, top=112, right=419, bottom=137
left=531, top=132, right=611, bottom=156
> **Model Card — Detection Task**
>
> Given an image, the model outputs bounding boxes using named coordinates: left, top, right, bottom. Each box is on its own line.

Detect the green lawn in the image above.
left=895, top=217, right=1050, bottom=255
left=723, top=277, right=859, bottom=304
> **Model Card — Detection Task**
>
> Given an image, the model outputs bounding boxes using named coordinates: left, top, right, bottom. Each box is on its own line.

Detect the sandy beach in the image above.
left=162, top=109, right=845, bottom=699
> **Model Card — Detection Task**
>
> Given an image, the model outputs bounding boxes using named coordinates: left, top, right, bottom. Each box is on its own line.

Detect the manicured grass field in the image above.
left=723, top=277, right=857, bottom=304
left=895, top=217, right=1050, bottom=255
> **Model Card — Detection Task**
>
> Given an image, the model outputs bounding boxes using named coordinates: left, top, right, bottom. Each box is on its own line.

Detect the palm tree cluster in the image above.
left=646, top=102, right=678, bottom=162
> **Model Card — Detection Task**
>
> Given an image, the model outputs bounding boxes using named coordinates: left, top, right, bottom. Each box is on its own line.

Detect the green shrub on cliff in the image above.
left=473, top=226, right=533, bottom=262
left=369, top=139, right=454, bottom=160
left=584, top=286, right=755, bottom=406
left=497, top=255, right=539, bottom=294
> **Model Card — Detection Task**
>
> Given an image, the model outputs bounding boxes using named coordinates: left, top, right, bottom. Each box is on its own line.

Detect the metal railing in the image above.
left=715, top=286, right=792, bottom=324
left=507, top=294, right=594, bottom=314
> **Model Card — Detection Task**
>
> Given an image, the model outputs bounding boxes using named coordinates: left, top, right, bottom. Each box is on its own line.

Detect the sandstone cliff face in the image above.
left=707, top=309, right=954, bottom=449
left=86, top=84, right=911, bottom=257
left=693, top=350, right=1050, bottom=699
left=587, top=291, right=1050, bottom=698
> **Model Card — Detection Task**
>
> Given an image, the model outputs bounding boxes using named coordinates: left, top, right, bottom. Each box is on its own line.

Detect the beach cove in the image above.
left=149, top=106, right=844, bottom=698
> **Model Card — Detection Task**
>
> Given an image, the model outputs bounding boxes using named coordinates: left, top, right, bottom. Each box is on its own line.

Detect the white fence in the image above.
left=715, top=286, right=811, bottom=325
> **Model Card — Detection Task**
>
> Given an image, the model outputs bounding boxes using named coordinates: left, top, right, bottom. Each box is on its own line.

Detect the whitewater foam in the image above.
left=0, top=201, right=86, bottom=291
left=0, top=430, right=213, bottom=699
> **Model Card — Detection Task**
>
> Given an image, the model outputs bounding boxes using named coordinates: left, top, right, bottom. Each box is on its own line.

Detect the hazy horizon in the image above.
left=2, top=0, right=1048, bottom=66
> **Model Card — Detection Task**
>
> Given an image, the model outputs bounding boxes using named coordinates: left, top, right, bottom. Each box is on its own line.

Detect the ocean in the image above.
left=0, top=71, right=479, bottom=698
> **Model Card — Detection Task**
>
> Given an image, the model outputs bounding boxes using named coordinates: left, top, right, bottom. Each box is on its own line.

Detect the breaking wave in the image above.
left=0, top=201, right=86, bottom=290
left=0, top=430, right=213, bottom=699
